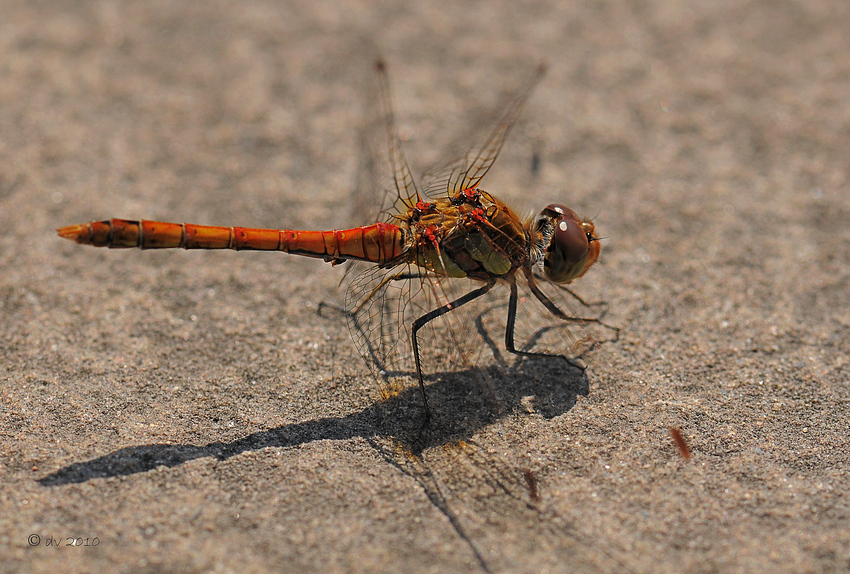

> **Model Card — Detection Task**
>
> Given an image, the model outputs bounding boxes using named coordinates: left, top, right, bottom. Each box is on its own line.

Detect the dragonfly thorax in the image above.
left=406, top=190, right=529, bottom=280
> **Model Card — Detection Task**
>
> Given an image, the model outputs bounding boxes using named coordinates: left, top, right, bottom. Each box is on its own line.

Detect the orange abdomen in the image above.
left=57, top=219, right=406, bottom=265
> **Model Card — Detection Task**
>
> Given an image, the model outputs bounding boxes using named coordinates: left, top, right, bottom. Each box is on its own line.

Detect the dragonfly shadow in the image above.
left=38, top=361, right=587, bottom=487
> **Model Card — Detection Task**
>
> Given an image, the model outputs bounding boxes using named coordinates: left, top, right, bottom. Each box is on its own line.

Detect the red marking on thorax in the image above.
left=424, top=224, right=440, bottom=246
left=468, top=207, right=487, bottom=223
left=415, top=200, right=437, bottom=213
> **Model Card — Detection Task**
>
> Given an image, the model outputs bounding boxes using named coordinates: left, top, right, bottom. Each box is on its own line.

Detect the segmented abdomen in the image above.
left=57, top=219, right=406, bottom=264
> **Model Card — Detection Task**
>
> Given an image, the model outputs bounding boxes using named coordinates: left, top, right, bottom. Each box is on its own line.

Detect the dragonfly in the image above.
left=58, top=59, right=613, bottom=435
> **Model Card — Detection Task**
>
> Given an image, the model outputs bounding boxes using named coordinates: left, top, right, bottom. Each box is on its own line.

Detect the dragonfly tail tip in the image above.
left=57, top=224, right=89, bottom=244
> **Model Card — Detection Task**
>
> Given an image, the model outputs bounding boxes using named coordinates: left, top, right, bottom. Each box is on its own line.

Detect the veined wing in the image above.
left=375, top=59, right=422, bottom=219
left=343, top=259, right=616, bottom=430
left=345, top=59, right=421, bottom=232
left=344, top=263, right=493, bottom=403
left=420, top=63, right=547, bottom=200
left=340, top=59, right=419, bottom=284
left=353, top=60, right=547, bottom=227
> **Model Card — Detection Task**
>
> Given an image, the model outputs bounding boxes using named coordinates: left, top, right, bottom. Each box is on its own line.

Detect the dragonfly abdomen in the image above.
left=57, top=219, right=406, bottom=264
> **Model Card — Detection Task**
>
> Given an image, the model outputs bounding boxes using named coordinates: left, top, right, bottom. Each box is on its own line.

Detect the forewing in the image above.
left=374, top=60, right=421, bottom=217
left=343, top=60, right=421, bottom=283
left=420, top=64, right=547, bottom=200
left=346, top=60, right=417, bottom=227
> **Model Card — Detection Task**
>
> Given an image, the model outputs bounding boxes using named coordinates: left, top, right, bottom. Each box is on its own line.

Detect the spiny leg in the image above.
left=504, top=280, right=587, bottom=372
left=410, top=279, right=496, bottom=440
left=532, top=270, right=608, bottom=310
left=531, top=271, right=620, bottom=341
left=524, top=267, right=620, bottom=342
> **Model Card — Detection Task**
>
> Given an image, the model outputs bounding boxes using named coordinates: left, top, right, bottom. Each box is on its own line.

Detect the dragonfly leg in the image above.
left=504, top=280, right=587, bottom=372
left=524, top=268, right=620, bottom=341
left=411, top=279, right=496, bottom=438
left=532, top=270, right=609, bottom=312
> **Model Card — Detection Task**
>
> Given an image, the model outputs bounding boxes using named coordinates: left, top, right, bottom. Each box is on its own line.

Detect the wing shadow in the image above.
left=38, top=360, right=588, bottom=487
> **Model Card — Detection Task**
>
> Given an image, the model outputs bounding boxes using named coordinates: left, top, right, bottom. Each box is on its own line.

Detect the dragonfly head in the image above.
left=538, top=204, right=600, bottom=284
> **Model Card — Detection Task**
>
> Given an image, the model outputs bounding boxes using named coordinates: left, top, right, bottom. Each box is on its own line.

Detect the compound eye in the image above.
left=542, top=204, right=598, bottom=283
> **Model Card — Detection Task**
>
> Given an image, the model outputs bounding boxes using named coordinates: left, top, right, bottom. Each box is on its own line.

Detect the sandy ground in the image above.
left=2, top=1, right=849, bottom=572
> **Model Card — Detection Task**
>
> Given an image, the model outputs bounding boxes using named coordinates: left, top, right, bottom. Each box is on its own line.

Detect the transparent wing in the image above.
left=349, top=60, right=546, bottom=228
left=342, top=59, right=421, bottom=284
left=344, top=263, right=491, bottom=401
left=374, top=60, right=421, bottom=218
left=340, top=60, right=615, bottom=426
left=420, top=63, right=547, bottom=200
left=343, top=260, right=617, bottom=425
left=345, top=60, right=416, bottom=227
left=509, top=271, right=619, bottom=369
